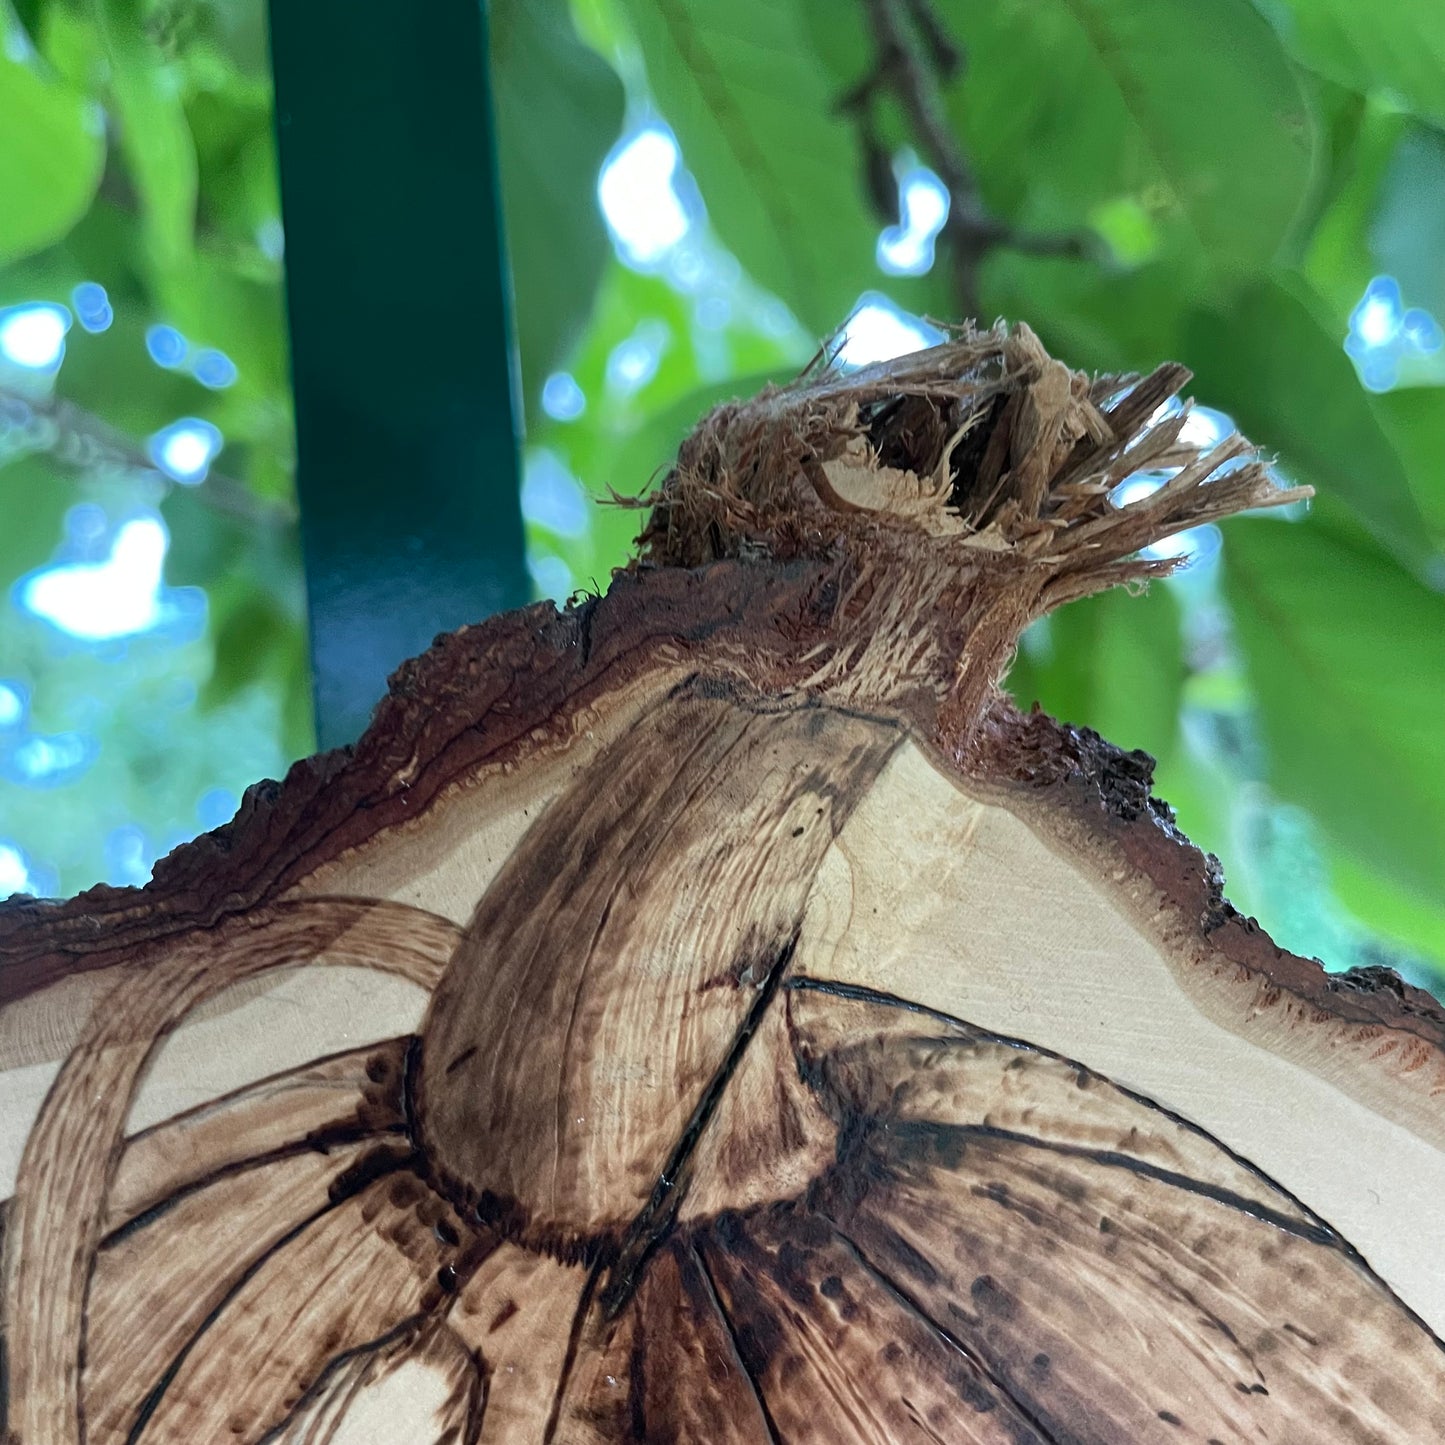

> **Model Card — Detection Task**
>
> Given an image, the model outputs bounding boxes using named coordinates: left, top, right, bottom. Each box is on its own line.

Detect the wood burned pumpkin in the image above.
left=3, top=327, right=1443, bottom=1443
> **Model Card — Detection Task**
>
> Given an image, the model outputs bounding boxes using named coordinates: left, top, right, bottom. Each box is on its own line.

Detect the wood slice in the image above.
left=2, top=326, right=1442, bottom=1443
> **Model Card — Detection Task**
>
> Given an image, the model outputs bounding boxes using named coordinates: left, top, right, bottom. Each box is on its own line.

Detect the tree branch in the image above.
left=846, top=0, right=1091, bottom=316
left=0, top=387, right=296, bottom=531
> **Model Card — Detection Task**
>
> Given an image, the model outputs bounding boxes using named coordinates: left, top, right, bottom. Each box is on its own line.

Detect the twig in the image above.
left=0, top=387, right=296, bottom=530
left=846, top=0, right=1090, bottom=316
left=902, top=0, right=963, bottom=80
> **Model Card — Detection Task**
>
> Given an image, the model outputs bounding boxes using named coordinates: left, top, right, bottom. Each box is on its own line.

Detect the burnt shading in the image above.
left=3, top=327, right=1442, bottom=1443
left=414, top=685, right=900, bottom=1254
left=9, top=814, right=1445, bottom=1441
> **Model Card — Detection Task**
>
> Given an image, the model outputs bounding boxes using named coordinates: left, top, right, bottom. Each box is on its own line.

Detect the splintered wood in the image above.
left=2, top=324, right=1441, bottom=1443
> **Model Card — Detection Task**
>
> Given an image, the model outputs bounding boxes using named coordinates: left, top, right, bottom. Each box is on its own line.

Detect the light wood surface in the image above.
left=3, top=327, right=1440, bottom=1442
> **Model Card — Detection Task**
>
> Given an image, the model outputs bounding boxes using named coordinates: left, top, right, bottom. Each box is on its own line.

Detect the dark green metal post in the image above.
left=268, top=0, right=529, bottom=749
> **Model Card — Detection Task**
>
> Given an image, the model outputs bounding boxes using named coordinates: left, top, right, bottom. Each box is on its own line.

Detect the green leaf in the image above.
left=1263, top=0, right=1445, bottom=128
left=982, top=250, right=1190, bottom=375
left=1327, top=848, right=1445, bottom=978
left=1183, top=276, right=1438, bottom=569
left=1372, top=385, right=1445, bottom=538
left=1223, top=513, right=1445, bottom=909
left=0, top=193, right=137, bottom=314
left=0, top=454, right=75, bottom=584
left=156, top=249, right=289, bottom=409
left=51, top=308, right=202, bottom=436
left=1301, top=100, right=1408, bottom=319
left=0, top=32, right=105, bottom=266
left=939, top=0, right=1318, bottom=271
left=619, top=0, right=880, bottom=336
left=1281, top=78, right=1369, bottom=259
left=185, top=81, right=284, bottom=261
left=1005, top=582, right=1185, bottom=763
left=201, top=588, right=306, bottom=715
left=89, top=0, right=198, bottom=269
left=492, top=0, right=625, bottom=420
left=1370, top=124, right=1445, bottom=323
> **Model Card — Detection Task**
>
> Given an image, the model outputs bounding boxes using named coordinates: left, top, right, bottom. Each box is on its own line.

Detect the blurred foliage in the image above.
left=0, top=0, right=1440, bottom=985
left=502, top=0, right=1445, bottom=982
left=492, top=0, right=624, bottom=412
left=0, top=0, right=306, bottom=896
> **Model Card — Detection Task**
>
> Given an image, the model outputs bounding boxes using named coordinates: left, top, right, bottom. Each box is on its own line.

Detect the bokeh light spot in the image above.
left=835, top=295, right=945, bottom=368
left=0, top=842, right=37, bottom=898
left=0, top=303, right=71, bottom=370
left=599, top=125, right=693, bottom=267
left=528, top=552, right=574, bottom=602
left=9, top=732, right=95, bottom=787
left=606, top=322, right=668, bottom=394
left=105, top=825, right=154, bottom=887
left=522, top=450, right=591, bottom=539
left=146, top=324, right=189, bottom=368
left=541, top=371, right=586, bottom=421
left=197, top=787, right=240, bottom=831
left=0, top=682, right=24, bottom=728
left=1345, top=276, right=1444, bottom=392
left=20, top=515, right=170, bottom=640
left=193, top=349, right=239, bottom=389
left=149, top=418, right=223, bottom=484
left=71, top=282, right=114, bottom=334
left=877, top=162, right=949, bottom=276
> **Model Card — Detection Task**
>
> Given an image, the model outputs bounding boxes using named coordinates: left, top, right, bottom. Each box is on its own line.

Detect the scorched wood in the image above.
left=2, top=324, right=1443, bottom=1444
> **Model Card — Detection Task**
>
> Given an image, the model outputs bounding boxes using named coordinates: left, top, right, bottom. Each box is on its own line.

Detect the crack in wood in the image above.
left=596, top=932, right=801, bottom=1320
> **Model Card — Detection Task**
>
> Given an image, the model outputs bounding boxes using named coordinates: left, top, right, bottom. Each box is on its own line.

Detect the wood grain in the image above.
left=5, top=690, right=1443, bottom=1443
left=3, top=328, right=1443, bottom=1442
left=417, top=683, right=900, bottom=1252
